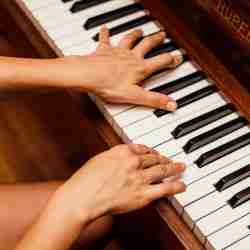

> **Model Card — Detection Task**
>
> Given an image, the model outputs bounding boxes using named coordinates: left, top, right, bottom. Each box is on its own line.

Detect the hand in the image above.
left=57, top=27, right=183, bottom=111
left=54, top=144, right=186, bottom=222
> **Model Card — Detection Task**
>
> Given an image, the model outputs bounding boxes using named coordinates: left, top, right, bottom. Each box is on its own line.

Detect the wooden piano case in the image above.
left=2, top=0, right=250, bottom=249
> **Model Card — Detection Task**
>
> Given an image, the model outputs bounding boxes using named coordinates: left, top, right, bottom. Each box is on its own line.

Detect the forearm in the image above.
left=0, top=56, right=91, bottom=91
left=14, top=187, right=104, bottom=250
left=0, top=182, right=113, bottom=250
left=0, top=182, right=62, bottom=250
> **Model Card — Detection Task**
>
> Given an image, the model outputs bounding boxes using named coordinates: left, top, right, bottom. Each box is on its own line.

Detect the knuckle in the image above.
left=160, top=164, right=169, bottom=177
left=140, top=172, right=150, bottom=185
left=143, top=36, right=154, bottom=45
left=114, top=144, right=132, bottom=157
left=129, top=155, right=141, bottom=168
left=123, top=35, right=133, bottom=43
left=166, top=54, right=175, bottom=64
left=159, top=155, right=169, bottom=164
left=138, top=64, right=150, bottom=75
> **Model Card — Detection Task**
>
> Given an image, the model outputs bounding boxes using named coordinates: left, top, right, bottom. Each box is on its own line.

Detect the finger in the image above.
left=143, top=162, right=186, bottom=184
left=118, top=29, right=143, bottom=49
left=128, top=144, right=153, bottom=155
left=140, top=154, right=171, bottom=169
left=124, top=85, right=177, bottom=111
left=133, top=31, right=166, bottom=57
left=146, top=181, right=186, bottom=200
left=145, top=51, right=183, bottom=75
left=99, top=26, right=111, bottom=46
left=167, top=50, right=184, bottom=68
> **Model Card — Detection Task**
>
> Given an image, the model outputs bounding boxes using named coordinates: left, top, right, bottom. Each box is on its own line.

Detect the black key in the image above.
left=172, top=104, right=236, bottom=139
left=183, top=117, right=248, bottom=153
left=195, top=132, right=250, bottom=168
left=62, top=0, right=73, bottom=2
left=84, top=3, right=144, bottom=30
left=154, top=85, right=218, bottom=118
left=71, top=0, right=112, bottom=13
left=215, top=165, right=250, bottom=192
left=182, top=54, right=189, bottom=62
left=228, top=186, right=250, bottom=208
left=144, top=42, right=179, bottom=59
left=93, top=15, right=153, bottom=41
left=152, top=71, right=206, bottom=96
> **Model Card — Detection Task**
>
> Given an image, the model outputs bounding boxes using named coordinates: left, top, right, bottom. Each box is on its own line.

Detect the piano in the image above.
left=1, top=0, right=250, bottom=249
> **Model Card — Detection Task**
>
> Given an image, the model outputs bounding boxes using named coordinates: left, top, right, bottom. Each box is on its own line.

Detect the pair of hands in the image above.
left=14, top=27, right=186, bottom=250
left=53, top=28, right=185, bottom=220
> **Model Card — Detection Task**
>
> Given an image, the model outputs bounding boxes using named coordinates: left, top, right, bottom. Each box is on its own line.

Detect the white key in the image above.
left=123, top=93, right=224, bottom=141
left=175, top=154, right=250, bottom=208
left=32, top=1, right=73, bottom=27
left=143, top=61, right=198, bottom=91
left=47, top=0, right=134, bottom=39
left=62, top=21, right=159, bottom=55
left=56, top=11, right=147, bottom=49
left=180, top=144, right=250, bottom=185
left=110, top=21, right=160, bottom=46
left=61, top=40, right=97, bottom=56
left=142, top=108, right=238, bottom=158
left=35, top=0, right=127, bottom=29
left=183, top=178, right=250, bottom=228
left=225, top=236, right=250, bottom=250
left=114, top=79, right=211, bottom=128
left=195, top=201, right=250, bottom=244
left=205, top=214, right=250, bottom=250
left=159, top=123, right=248, bottom=164
left=134, top=100, right=227, bottom=148
left=175, top=112, right=239, bottom=149
left=23, top=0, right=60, bottom=11
left=93, top=97, right=134, bottom=117
left=187, top=126, right=250, bottom=163
left=103, top=61, right=197, bottom=117
left=156, top=125, right=248, bottom=162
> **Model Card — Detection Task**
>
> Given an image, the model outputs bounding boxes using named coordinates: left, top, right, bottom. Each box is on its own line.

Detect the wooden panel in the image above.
left=142, top=0, right=250, bottom=121
left=0, top=18, right=109, bottom=183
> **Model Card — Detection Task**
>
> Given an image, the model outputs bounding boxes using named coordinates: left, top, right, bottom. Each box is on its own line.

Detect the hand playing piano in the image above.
left=15, top=144, right=186, bottom=250
left=59, top=27, right=183, bottom=111
left=53, top=144, right=186, bottom=218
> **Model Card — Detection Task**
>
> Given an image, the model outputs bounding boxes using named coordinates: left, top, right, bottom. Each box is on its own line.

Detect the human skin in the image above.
left=0, top=27, right=182, bottom=111
left=0, top=27, right=185, bottom=250
left=15, top=144, right=186, bottom=250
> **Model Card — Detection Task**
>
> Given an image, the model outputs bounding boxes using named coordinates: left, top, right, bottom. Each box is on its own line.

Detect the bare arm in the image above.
left=0, top=182, right=113, bottom=250
left=15, top=144, right=186, bottom=250
left=0, top=28, right=182, bottom=111
left=0, top=182, right=61, bottom=250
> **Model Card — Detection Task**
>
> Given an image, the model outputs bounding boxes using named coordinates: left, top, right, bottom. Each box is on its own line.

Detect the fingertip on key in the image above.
left=166, top=101, right=177, bottom=112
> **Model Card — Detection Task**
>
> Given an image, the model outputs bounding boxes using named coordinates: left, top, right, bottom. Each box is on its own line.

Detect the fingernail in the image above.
left=170, top=50, right=183, bottom=65
left=166, top=101, right=177, bottom=112
left=176, top=163, right=186, bottom=171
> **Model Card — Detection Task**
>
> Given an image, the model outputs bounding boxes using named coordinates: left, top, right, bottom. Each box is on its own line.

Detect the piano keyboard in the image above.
left=21, top=1, right=250, bottom=249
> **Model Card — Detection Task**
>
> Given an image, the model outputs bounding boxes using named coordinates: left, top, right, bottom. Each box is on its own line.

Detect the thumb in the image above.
left=126, top=86, right=177, bottom=111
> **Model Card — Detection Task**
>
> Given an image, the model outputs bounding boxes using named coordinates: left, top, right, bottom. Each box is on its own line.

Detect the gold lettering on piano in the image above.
left=216, top=0, right=250, bottom=42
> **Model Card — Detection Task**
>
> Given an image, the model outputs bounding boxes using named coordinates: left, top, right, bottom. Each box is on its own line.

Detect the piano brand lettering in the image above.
left=216, top=0, right=250, bottom=41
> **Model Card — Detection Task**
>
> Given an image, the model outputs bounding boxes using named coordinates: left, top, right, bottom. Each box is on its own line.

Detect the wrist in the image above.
left=51, top=184, right=110, bottom=226
left=50, top=56, right=98, bottom=92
